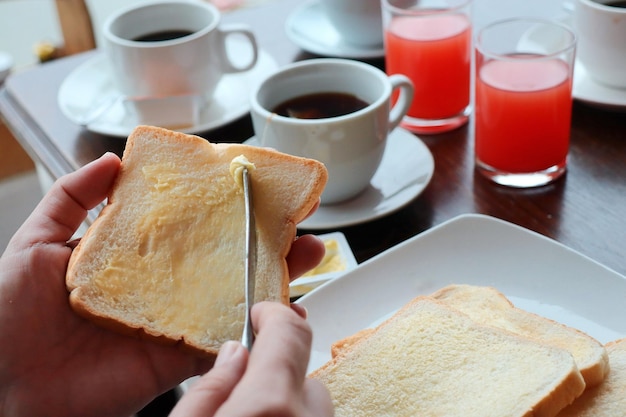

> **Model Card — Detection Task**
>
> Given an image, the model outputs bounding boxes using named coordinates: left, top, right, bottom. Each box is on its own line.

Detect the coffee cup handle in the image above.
left=217, top=24, right=259, bottom=73
left=388, top=74, right=414, bottom=131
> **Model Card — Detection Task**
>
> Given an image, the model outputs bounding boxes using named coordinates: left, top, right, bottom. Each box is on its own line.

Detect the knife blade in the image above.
left=241, top=167, right=256, bottom=351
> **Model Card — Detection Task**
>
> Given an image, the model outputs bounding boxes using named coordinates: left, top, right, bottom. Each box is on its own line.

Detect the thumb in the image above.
left=169, top=341, right=248, bottom=417
left=16, top=152, right=120, bottom=247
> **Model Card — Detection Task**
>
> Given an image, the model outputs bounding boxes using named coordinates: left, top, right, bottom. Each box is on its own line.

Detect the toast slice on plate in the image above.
left=311, top=296, right=585, bottom=417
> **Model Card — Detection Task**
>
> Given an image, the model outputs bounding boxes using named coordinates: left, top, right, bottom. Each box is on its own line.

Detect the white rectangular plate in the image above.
left=297, top=214, right=626, bottom=374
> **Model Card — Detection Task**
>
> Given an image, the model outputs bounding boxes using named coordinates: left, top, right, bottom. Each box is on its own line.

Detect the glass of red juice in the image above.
left=382, top=0, right=472, bottom=134
left=474, top=18, right=577, bottom=188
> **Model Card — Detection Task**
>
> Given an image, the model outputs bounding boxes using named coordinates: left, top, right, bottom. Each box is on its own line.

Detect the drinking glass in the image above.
left=474, top=18, right=576, bottom=188
left=381, top=0, right=472, bottom=134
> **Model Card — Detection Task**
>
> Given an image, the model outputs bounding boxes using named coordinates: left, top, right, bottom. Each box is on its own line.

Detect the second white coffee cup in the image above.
left=103, top=0, right=258, bottom=99
left=319, top=0, right=384, bottom=47
left=575, top=0, right=626, bottom=88
left=250, top=59, right=414, bottom=205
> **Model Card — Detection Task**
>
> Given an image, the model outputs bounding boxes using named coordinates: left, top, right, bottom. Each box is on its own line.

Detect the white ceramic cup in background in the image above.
left=103, top=0, right=258, bottom=99
left=250, top=59, right=413, bottom=205
left=319, top=0, right=384, bottom=47
left=575, top=0, right=626, bottom=88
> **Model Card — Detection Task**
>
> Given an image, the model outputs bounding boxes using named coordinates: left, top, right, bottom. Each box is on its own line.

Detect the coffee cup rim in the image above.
left=578, top=0, right=626, bottom=13
left=250, top=58, right=391, bottom=124
left=103, top=0, right=220, bottom=47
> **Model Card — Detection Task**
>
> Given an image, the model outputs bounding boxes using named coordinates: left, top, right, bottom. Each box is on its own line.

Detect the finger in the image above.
left=287, top=234, right=325, bottom=280
left=19, top=152, right=120, bottom=245
left=169, top=341, right=248, bottom=417
left=213, top=302, right=315, bottom=416
left=302, top=378, right=334, bottom=416
left=290, top=303, right=308, bottom=319
left=65, top=238, right=81, bottom=250
left=247, top=302, right=313, bottom=388
left=303, top=198, right=320, bottom=220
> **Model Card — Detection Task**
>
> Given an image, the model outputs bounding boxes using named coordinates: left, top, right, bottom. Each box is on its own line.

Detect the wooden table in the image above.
left=2, top=0, right=626, bottom=414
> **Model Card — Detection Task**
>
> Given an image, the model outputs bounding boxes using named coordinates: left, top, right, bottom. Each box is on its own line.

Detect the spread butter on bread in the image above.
left=431, top=284, right=609, bottom=388
left=65, top=125, right=327, bottom=357
left=311, top=296, right=586, bottom=417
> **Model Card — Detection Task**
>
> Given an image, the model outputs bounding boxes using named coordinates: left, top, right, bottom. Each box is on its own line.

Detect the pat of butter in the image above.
left=229, top=155, right=256, bottom=187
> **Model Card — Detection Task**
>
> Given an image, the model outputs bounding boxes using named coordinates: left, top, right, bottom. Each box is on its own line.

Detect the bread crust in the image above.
left=66, top=126, right=327, bottom=358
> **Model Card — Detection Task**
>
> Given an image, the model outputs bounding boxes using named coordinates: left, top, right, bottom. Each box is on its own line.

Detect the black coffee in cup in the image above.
left=272, top=92, right=368, bottom=119
left=606, top=0, right=626, bottom=7
left=133, top=30, right=194, bottom=42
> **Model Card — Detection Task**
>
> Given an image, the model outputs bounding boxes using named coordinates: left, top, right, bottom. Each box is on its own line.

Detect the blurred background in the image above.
left=0, top=0, right=152, bottom=252
left=0, top=0, right=260, bottom=252
left=0, top=0, right=569, bottom=252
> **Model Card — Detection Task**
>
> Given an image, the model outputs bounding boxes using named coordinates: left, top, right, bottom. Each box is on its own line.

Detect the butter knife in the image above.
left=241, top=167, right=256, bottom=351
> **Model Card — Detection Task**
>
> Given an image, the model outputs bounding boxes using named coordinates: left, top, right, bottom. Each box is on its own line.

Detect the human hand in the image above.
left=0, top=152, right=325, bottom=417
left=169, top=302, right=333, bottom=417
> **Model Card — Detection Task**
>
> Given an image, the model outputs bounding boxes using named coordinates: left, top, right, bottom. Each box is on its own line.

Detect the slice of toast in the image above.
left=311, top=296, right=585, bottom=417
left=557, top=338, right=626, bottom=416
left=431, top=284, right=609, bottom=388
left=66, top=126, right=327, bottom=357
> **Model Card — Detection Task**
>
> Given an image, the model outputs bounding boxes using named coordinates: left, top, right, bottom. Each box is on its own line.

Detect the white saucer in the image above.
left=573, top=60, right=626, bottom=112
left=285, top=0, right=385, bottom=59
left=58, top=38, right=278, bottom=137
left=245, top=127, right=434, bottom=230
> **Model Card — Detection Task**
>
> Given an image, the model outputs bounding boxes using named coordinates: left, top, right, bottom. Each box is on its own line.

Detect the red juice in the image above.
left=475, top=58, right=572, bottom=173
left=385, top=13, right=471, bottom=120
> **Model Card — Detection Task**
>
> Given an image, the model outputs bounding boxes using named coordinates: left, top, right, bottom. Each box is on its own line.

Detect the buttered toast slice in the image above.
left=311, top=297, right=585, bottom=417
left=66, top=126, right=327, bottom=357
left=431, top=284, right=609, bottom=388
left=557, top=338, right=626, bottom=416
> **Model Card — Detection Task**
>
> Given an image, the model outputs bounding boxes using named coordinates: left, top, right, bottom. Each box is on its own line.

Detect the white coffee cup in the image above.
left=103, top=0, right=258, bottom=99
left=575, top=0, right=626, bottom=88
left=319, top=0, right=384, bottom=47
left=250, top=59, right=413, bottom=205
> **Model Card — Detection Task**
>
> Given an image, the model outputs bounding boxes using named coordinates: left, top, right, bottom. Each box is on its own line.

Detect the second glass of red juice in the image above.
left=474, top=18, right=577, bottom=188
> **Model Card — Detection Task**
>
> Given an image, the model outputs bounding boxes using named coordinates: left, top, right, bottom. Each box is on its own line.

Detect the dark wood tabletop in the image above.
left=1, top=0, right=626, bottom=414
